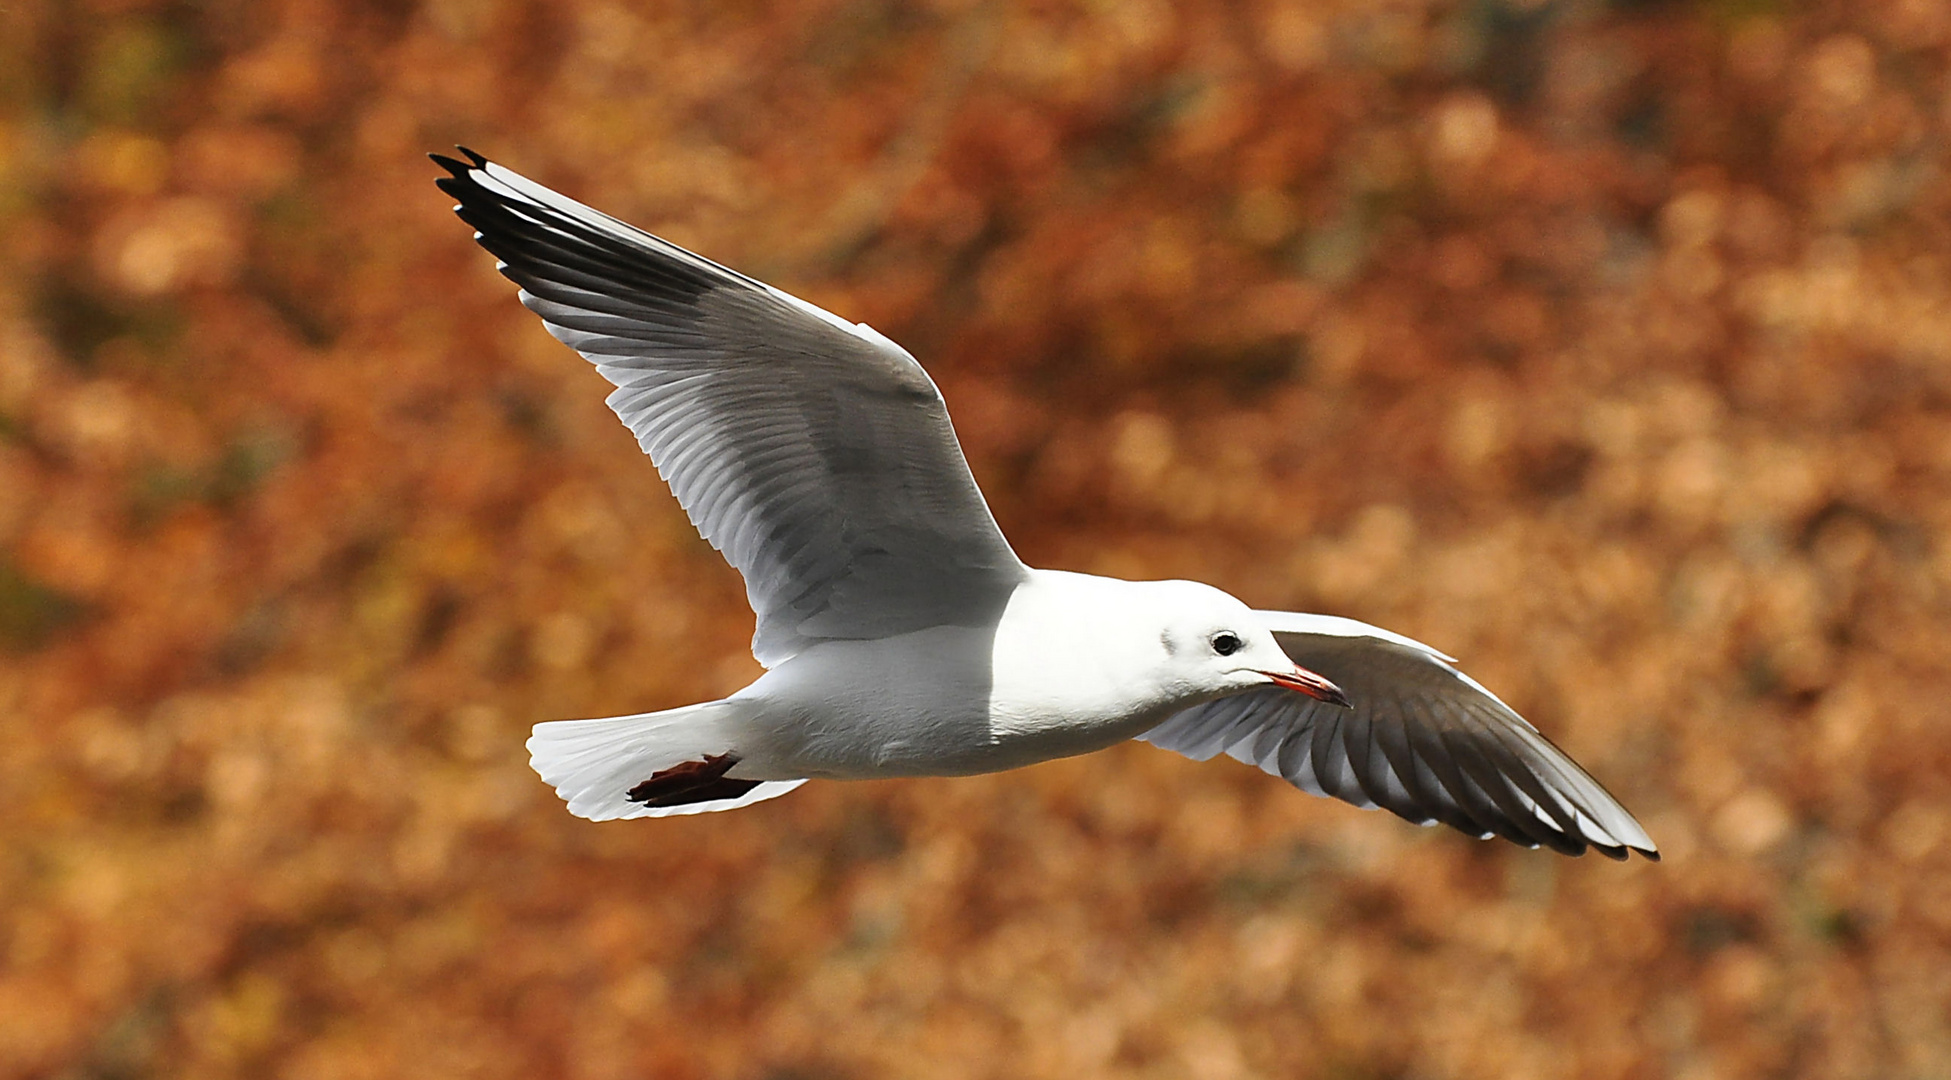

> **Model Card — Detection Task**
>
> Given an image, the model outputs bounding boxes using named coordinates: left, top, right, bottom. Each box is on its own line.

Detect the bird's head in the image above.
left=1144, top=581, right=1351, bottom=707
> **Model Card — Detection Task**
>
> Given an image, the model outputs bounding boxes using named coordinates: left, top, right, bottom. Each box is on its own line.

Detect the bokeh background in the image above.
left=3, top=0, right=1950, bottom=1077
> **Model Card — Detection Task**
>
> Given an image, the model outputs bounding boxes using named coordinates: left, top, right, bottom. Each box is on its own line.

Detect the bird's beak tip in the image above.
left=1263, top=666, right=1352, bottom=708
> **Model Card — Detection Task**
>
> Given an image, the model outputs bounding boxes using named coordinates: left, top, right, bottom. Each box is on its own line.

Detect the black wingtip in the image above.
left=430, top=146, right=490, bottom=179
left=1586, top=840, right=1660, bottom=862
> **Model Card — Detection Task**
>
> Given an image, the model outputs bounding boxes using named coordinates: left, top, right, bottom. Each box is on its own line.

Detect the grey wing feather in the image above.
left=434, top=150, right=1027, bottom=665
left=1140, top=613, right=1658, bottom=860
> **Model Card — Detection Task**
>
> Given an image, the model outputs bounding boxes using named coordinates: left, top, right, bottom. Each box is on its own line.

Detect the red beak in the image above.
left=1263, top=666, right=1352, bottom=708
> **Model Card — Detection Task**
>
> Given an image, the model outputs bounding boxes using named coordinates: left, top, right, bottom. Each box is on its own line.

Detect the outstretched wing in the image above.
left=1140, top=612, right=1658, bottom=860
left=435, top=150, right=1028, bottom=666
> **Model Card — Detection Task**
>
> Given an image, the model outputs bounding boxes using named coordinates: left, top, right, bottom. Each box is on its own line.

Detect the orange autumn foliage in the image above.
left=2, top=1, right=1950, bottom=1078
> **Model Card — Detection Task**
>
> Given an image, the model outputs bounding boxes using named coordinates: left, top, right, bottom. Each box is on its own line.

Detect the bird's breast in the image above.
left=982, top=572, right=1189, bottom=753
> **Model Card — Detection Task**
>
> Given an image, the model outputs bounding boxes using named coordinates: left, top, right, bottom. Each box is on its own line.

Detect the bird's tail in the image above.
left=527, top=700, right=805, bottom=820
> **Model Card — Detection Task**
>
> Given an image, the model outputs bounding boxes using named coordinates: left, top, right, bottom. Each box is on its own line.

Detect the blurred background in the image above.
left=2, top=0, right=1949, bottom=1077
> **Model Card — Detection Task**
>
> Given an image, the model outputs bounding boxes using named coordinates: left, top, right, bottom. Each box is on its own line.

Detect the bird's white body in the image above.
left=731, top=624, right=1009, bottom=780
left=730, top=570, right=1283, bottom=780
left=436, top=150, right=1660, bottom=859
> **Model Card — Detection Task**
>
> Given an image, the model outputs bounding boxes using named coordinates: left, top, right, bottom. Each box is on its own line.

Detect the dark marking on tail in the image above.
left=625, top=753, right=762, bottom=808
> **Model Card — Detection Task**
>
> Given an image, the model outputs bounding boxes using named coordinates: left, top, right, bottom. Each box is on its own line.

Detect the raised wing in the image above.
left=1140, top=612, right=1658, bottom=860
left=434, top=149, right=1028, bottom=665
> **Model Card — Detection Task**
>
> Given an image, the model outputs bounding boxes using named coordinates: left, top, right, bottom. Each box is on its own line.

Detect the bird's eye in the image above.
left=1211, top=631, right=1243, bottom=656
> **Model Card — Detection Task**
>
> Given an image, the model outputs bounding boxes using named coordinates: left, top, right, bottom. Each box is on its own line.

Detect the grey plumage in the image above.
left=435, top=149, right=1026, bottom=667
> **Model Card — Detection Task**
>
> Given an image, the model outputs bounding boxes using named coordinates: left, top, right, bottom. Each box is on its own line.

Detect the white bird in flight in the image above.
left=434, top=149, right=1657, bottom=860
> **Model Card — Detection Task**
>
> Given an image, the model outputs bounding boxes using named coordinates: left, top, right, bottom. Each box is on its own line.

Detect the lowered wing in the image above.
left=1141, top=612, right=1658, bottom=860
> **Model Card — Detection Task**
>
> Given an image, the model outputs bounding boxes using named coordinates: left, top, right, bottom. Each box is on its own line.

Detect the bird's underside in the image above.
left=435, top=148, right=1660, bottom=861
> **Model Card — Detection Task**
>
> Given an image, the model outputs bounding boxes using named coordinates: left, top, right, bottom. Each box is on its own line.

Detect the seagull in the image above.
left=433, top=148, right=1658, bottom=860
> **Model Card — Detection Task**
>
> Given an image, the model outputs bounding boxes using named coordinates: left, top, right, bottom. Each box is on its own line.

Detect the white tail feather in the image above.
left=526, top=701, right=805, bottom=820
